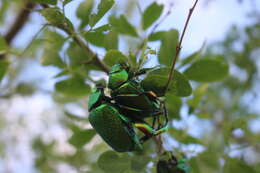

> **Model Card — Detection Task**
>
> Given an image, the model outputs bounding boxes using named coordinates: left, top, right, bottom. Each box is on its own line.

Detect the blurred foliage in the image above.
left=0, top=0, right=259, bottom=173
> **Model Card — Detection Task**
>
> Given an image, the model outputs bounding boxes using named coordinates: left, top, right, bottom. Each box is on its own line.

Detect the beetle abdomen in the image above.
left=89, top=104, right=142, bottom=152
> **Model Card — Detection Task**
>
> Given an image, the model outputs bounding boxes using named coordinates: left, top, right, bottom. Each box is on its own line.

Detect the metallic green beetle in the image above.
left=108, top=64, right=168, bottom=125
left=88, top=86, right=167, bottom=152
left=88, top=64, right=169, bottom=152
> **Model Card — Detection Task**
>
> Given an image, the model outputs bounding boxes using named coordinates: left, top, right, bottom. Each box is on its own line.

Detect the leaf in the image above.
left=69, top=129, right=96, bottom=148
left=54, top=70, right=69, bottom=78
left=63, top=0, right=74, bottom=7
left=184, top=58, right=229, bottom=82
left=0, top=0, right=9, bottom=24
left=31, top=0, right=57, bottom=5
left=40, top=8, right=73, bottom=31
left=109, top=15, right=138, bottom=37
left=158, top=30, right=179, bottom=65
left=98, top=151, right=131, bottom=173
left=76, top=0, right=94, bottom=29
left=165, top=94, right=182, bottom=119
left=0, top=59, right=9, bottom=82
left=67, top=42, right=92, bottom=68
left=41, top=30, right=66, bottom=68
left=16, top=83, right=35, bottom=96
left=190, top=150, right=220, bottom=172
left=169, top=128, right=202, bottom=144
left=93, top=24, right=111, bottom=32
left=224, top=157, right=257, bottom=173
left=55, top=76, right=90, bottom=97
left=89, top=0, right=114, bottom=27
left=65, top=111, right=87, bottom=121
left=0, top=35, right=7, bottom=54
left=148, top=31, right=166, bottom=41
left=83, top=31, right=106, bottom=47
left=103, top=50, right=127, bottom=67
left=180, top=49, right=202, bottom=67
left=104, top=31, right=118, bottom=50
left=142, top=2, right=163, bottom=30
left=131, top=155, right=150, bottom=172
left=187, top=84, right=209, bottom=114
left=141, top=67, right=192, bottom=97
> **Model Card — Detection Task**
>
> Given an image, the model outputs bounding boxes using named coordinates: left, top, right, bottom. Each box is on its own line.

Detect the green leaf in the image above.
left=54, top=70, right=69, bottom=78
left=69, top=129, right=96, bottom=148
left=63, top=0, right=74, bottom=7
left=109, top=15, right=138, bottom=37
left=31, top=0, right=57, bottom=5
left=224, top=157, right=257, bottom=173
left=148, top=31, right=166, bottom=41
left=142, top=2, right=163, bottom=30
left=180, top=49, right=202, bottom=67
left=89, top=0, right=114, bottom=27
left=190, top=150, right=220, bottom=172
left=184, top=59, right=229, bottom=82
left=93, top=24, right=111, bottom=32
left=40, top=8, right=73, bottom=31
left=55, top=76, right=90, bottom=97
left=158, top=30, right=179, bottom=65
left=83, top=31, right=106, bottom=47
left=16, top=83, right=35, bottom=96
left=98, top=151, right=131, bottom=173
left=141, top=67, right=192, bottom=97
left=104, top=31, right=118, bottom=50
left=165, top=94, right=182, bottom=119
left=187, top=84, right=209, bottom=114
left=131, top=155, right=150, bottom=172
left=103, top=50, right=127, bottom=67
left=169, top=128, right=202, bottom=144
left=0, top=59, right=9, bottom=82
left=65, top=111, right=87, bottom=121
left=76, top=0, right=94, bottom=29
left=41, top=30, right=66, bottom=68
left=67, top=42, right=92, bottom=68
left=0, top=35, right=7, bottom=54
left=0, top=0, right=9, bottom=24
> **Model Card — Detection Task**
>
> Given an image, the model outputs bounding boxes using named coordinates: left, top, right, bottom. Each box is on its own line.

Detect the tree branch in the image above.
left=164, top=0, right=199, bottom=92
left=0, top=2, right=36, bottom=60
left=67, top=30, right=110, bottom=74
left=40, top=4, right=110, bottom=74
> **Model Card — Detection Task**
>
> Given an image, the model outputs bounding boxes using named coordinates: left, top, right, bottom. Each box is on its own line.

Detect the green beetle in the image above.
left=108, top=64, right=168, bottom=122
left=88, top=64, right=169, bottom=152
left=88, top=86, right=166, bottom=152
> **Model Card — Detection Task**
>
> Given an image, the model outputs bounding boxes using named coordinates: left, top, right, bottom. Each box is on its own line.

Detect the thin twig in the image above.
left=164, top=0, right=199, bottom=93
left=150, top=3, right=173, bottom=35
left=5, top=2, right=36, bottom=44
left=20, top=24, right=47, bottom=56
left=69, top=31, right=110, bottom=74
left=135, top=4, right=173, bottom=59
left=0, top=2, right=36, bottom=60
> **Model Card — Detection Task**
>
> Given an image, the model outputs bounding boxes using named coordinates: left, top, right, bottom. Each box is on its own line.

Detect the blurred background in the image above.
left=0, top=0, right=260, bottom=172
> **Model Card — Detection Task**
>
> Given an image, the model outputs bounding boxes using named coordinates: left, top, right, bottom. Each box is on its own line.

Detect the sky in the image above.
left=1, top=0, right=259, bottom=172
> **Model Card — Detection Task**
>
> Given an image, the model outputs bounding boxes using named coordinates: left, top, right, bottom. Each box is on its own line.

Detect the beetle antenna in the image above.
left=164, top=0, right=199, bottom=93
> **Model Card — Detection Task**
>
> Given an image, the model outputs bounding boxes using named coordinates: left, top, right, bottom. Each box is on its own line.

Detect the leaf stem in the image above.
left=164, top=0, right=199, bottom=93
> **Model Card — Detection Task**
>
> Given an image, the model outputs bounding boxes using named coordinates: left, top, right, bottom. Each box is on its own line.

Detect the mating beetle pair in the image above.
left=88, top=63, right=169, bottom=152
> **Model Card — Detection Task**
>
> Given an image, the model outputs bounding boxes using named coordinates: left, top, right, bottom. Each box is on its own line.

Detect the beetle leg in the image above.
left=162, top=101, right=168, bottom=127
left=152, top=116, right=156, bottom=128
left=134, top=121, right=169, bottom=144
